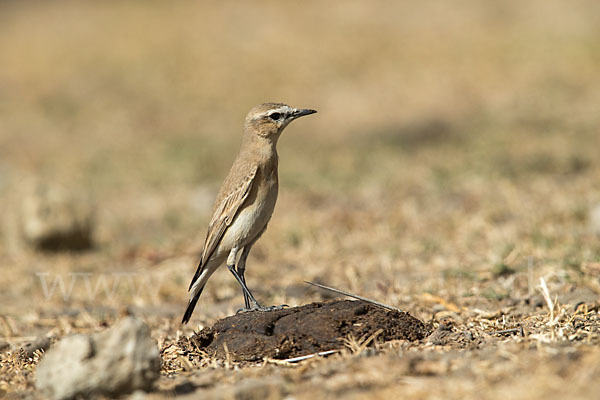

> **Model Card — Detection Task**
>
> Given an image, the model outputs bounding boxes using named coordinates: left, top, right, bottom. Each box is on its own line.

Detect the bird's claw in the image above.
left=236, top=304, right=289, bottom=314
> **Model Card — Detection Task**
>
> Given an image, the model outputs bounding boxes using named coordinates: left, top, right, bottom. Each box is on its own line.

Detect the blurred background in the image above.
left=1, top=0, right=599, bottom=330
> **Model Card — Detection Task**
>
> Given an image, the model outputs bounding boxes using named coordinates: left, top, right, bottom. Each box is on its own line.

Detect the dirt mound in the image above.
left=188, top=300, right=429, bottom=362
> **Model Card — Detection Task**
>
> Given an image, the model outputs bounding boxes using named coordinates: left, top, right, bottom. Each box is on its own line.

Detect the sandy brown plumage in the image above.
left=182, top=103, right=316, bottom=324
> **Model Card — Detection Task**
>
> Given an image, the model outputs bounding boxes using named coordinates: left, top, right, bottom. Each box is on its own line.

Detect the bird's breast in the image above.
left=223, top=166, right=278, bottom=248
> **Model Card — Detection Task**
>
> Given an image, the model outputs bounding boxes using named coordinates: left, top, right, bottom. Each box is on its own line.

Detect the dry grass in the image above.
left=1, top=0, right=600, bottom=398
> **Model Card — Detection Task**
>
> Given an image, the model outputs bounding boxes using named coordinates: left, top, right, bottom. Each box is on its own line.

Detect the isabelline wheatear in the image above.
left=182, top=103, right=316, bottom=324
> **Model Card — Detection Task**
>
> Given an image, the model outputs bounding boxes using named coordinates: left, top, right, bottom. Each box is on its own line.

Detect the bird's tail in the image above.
left=182, top=257, right=221, bottom=324
left=181, top=284, right=204, bottom=324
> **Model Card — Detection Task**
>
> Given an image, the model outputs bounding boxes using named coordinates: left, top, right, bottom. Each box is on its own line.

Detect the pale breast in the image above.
left=220, top=165, right=278, bottom=250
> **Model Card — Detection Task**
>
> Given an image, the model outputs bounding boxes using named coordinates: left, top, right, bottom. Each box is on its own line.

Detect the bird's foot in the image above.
left=236, top=304, right=289, bottom=314
left=258, top=304, right=289, bottom=312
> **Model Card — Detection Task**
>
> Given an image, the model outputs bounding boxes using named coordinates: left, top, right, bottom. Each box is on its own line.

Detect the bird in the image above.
left=182, top=103, right=317, bottom=324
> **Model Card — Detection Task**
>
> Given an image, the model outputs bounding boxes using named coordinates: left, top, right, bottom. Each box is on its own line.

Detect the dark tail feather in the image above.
left=181, top=286, right=204, bottom=324
left=188, top=259, right=204, bottom=291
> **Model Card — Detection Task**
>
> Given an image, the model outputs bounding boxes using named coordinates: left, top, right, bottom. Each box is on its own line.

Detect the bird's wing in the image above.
left=188, top=165, right=258, bottom=290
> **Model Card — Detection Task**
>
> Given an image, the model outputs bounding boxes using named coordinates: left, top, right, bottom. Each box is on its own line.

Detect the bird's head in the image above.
left=244, top=103, right=317, bottom=140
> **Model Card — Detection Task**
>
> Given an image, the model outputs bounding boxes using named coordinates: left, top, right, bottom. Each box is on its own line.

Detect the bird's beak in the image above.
left=292, top=108, right=317, bottom=119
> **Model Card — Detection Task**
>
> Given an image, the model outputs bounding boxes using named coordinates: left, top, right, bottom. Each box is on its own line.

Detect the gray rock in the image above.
left=36, top=317, right=160, bottom=400
left=20, top=182, right=94, bottom=251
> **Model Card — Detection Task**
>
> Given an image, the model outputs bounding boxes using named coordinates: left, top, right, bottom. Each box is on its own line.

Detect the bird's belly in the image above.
left=221, top=187, right=277, bottom=249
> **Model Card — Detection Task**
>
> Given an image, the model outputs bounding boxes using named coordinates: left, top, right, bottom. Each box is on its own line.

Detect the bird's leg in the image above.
left=230, top=240, right=289, bottom=313
left=236, top=246, right=251, bottom=309
left=227, top=264, right=262, bottom=309
left=227, top=247, right=262, bottom=309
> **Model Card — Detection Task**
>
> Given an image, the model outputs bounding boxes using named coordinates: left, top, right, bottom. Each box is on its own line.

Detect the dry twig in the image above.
left=304, top=281, right=403, bottom=312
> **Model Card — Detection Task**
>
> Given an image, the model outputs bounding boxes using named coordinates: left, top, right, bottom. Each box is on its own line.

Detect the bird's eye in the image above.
left=269, top=112, right=281, bottom=121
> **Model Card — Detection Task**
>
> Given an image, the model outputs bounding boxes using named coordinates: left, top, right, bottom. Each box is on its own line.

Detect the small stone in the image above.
left=427, top=323, right=454, bottom=346
left=20, top=182, right=94, bottom=251
left=36, top=317, right=160, bottom=400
